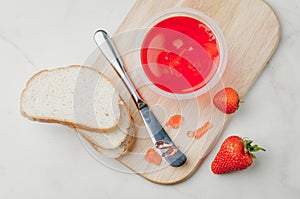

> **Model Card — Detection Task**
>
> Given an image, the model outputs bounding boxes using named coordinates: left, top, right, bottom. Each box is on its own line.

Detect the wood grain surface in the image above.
left=91, top=0, right=280, bottom=184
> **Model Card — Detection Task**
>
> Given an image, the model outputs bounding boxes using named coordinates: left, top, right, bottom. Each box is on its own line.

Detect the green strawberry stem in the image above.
left=243, top=138, right=266, bottom=158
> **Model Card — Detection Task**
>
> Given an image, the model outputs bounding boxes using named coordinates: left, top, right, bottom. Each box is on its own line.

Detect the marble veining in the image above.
left=0, top=33, right=37, bottom=68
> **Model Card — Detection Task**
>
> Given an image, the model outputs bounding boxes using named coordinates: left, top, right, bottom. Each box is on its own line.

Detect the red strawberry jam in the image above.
left=141, top=16, right=220, bottom=94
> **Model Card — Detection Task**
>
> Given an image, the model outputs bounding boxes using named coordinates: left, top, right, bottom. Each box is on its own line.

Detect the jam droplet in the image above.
left=155, top=141, right=173, bottom=149
left=161, top=146, right=179, bottom=158
left=144, top=148, right=162, bottom=166
left=187, top=121, right=212, bottom=140
left=166, top=115, right=183, bottom=129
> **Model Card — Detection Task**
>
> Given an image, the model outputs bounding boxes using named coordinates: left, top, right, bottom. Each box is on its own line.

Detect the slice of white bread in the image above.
left=79, top=124, right=135, bottom=158
left=20, top=65, right=121, bottom=132
left=78, top=102, right=130, bottom=149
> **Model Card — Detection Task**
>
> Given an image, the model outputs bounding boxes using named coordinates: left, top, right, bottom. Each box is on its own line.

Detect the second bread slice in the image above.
left=78, top=102, right=130, bottom=149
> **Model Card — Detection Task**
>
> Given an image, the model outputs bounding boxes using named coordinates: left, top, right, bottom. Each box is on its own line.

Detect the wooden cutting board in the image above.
left=91, top=0, right=280, bottom=184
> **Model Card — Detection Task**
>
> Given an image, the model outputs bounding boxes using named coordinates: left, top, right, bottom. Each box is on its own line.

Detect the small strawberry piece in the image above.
left=166, top=115, right=183, bottom=129
left=194, top=121, right=212, bottom=140
left=211, top=136, right=265, bottom=174
left=213, top=87, right=240, bottom=114
left=144, top=148, right=162, bottom=166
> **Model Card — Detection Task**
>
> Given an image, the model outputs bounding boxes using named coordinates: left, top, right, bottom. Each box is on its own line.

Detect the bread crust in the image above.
left=77, top=100, right=131, bottom=149
left=81, top=117, right=135, bottom=159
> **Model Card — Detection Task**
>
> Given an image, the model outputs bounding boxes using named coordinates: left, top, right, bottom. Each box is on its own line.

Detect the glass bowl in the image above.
left=137, top=8, right=227, bottom=100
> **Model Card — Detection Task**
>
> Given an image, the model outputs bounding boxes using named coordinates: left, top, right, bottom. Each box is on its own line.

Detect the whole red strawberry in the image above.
left=213, top=87, right=240, bottom=114
left=211, top=136, right=265, bottom=174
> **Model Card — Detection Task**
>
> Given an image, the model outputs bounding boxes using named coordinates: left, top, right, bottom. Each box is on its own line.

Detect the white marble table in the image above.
left=0, top=0, right=299, bottom=198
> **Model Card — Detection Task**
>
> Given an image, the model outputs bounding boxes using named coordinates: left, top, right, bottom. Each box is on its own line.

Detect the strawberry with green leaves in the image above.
left=211, top=136, right=265, bottom=174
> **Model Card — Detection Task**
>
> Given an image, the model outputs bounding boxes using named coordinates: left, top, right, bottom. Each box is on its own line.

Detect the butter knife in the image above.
left=94, top=30, right=186, bottom=167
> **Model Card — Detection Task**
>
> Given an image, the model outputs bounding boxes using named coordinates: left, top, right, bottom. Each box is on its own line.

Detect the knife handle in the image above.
left=94, top=30, right=146, bottom=109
